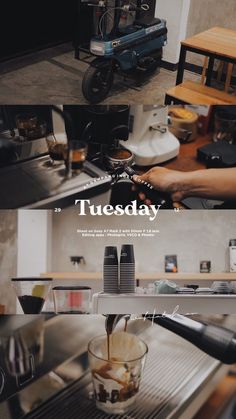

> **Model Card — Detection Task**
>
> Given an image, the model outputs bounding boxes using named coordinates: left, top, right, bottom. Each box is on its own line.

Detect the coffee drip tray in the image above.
left=23, top=324, right=227, bottom=419
left=0, top=156, right=111, bottom=208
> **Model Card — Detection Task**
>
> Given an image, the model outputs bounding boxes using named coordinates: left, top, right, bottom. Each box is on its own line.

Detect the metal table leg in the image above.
left=165, top=94, right=172, bottom=105
left=206, top=55, right=215, bottom=86
left=176, top=46, right=187, bottom=85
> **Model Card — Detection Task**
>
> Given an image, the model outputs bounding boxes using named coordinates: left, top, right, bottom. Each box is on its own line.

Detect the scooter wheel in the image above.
left=82, top=59, right=114, bottom=103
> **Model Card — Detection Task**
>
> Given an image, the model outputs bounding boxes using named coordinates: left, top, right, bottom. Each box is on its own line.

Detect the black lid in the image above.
left=120, top=244, right=135, bottom=263
left=104, top=246, right=118, bottom=264
left=11, top=277, right=53, bottom=282
left=229, top=240, right=236, bottom=246
left=52, top=286, right=91, bottom=291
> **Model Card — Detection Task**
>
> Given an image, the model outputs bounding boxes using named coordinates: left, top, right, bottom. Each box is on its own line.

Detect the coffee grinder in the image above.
left=120, top=105, right=180, bottom=166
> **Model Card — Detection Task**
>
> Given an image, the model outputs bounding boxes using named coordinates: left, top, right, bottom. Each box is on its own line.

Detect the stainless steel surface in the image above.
left=0, top=130, right=49, bottom=164
left=92, top=293, right=236, bottom=314
left=0, top=157, right=111, bottom=208
left=1, top=135, right=49, bottom=162
left=21, top=324, right=224, bottom=419
left=0, top=315, right=107, bottom=418
left=1, top=316, right=235, bottom=419
left=6, top=335, right=33, bottom=377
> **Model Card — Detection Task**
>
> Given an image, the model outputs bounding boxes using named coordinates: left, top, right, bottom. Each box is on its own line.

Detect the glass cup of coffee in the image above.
left=52, top=286, right=91, bottom=314
left=11, top=277, right=52, bottom=314
left=88, top=331, right=148, bottom=415
left=46, top=134, right=68, bottom=165
left=70, top=141, right=88, bottom=174
left=213, top=111, right=236, bottom=144
left=15, top=113, right=47, bottom=141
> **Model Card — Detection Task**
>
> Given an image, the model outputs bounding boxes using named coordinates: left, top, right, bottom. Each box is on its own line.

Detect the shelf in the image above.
left=41, top=272, right=236, bottom=281
left=141, top=273, right=236, bottom=281
left=92, top=293, right=236, bottom=315
left=41, top=272, right=102, bottom=280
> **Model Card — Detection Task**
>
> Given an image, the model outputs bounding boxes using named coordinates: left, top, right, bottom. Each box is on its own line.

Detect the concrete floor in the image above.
left=0, top=44, right=201, bottom=104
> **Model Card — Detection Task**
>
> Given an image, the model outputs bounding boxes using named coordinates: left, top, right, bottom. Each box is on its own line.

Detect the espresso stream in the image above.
left=106, top=316, right=129, bottom=360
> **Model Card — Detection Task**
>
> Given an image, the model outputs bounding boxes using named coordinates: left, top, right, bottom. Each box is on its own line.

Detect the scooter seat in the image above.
left=134, top=17, right=162, bottom=28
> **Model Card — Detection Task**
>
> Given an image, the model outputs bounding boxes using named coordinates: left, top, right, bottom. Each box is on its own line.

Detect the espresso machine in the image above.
left=0, top=105, right=180, bottom=208
left=0, top=314, right=236, bottom=419
left=0, top=315, right=105, bottom=418
left=0, top=105, right=111, bottom=209
left=0, top=316, right=45, bottom=403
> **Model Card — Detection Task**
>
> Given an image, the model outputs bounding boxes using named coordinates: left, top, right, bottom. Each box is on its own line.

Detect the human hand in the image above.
left=132, top=167, right=187, bottom=203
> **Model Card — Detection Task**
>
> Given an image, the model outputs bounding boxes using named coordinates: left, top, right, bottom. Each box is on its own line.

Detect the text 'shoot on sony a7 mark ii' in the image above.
left=77, top=229, right=160, bottom=238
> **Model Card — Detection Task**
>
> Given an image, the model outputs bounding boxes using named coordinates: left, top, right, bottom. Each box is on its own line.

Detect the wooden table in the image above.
left=161, top=134, right=211, bottom=172
left=141, top=134, right=212, bottom=208
left=176, top=27, right=236, bottom=86
left=135, top=134, right=212, bottom=173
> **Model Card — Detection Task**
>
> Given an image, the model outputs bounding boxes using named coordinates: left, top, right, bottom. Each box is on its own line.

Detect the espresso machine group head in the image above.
left=64, top=105, right=130, bottom=146
left=63, top=105, right=132, bottom=174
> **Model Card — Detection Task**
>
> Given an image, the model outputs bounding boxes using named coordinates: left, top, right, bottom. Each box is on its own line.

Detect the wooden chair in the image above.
left=201, top=57, right=234, bottom=92
left=165, top=80, right=236, bottom=105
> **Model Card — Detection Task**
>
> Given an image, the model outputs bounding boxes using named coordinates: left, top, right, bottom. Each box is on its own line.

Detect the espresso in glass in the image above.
left=70, top=141, right=88, bottom=174
left=88, top=331, right=148, bottom=415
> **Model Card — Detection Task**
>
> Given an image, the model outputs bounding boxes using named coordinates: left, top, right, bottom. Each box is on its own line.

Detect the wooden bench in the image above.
left=165, top=80, right=236, bottom=105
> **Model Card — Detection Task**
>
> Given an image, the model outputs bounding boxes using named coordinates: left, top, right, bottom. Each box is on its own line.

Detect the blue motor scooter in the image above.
left=81, top=0, right=167, bottom=103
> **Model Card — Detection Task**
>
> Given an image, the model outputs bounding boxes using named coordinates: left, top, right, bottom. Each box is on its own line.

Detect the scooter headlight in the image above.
left=90, top=40, right=106, bottom=56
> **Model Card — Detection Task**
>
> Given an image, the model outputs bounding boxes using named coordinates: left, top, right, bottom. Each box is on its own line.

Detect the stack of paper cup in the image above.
left=120, top=244, right=135, bottom=294
left=103, top=246, right=119, bottom=293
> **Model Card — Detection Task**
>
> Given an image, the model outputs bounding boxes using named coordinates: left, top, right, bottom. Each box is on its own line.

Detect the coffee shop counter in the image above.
left=41, top=271, right=236, bottom=284
left=160, top=134, right=211, bottom=172
left=92, top=293, right=236, bottom=314
left=41, top=271, right=236, bottom=306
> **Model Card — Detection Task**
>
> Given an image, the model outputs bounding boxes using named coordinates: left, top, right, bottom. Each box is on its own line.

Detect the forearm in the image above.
left=174, top=168, right=236, bottom=200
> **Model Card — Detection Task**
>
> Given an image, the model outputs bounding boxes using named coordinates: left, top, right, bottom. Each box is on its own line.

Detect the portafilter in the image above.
left=105, top=314, right=236, bottom=364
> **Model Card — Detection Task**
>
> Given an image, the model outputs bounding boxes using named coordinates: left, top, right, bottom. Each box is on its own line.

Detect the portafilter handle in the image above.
left=124, top=166, right=173, bottom=208
left=105, top=314, right=236, bottom=364
left=150, top=314, right=236, bottom=365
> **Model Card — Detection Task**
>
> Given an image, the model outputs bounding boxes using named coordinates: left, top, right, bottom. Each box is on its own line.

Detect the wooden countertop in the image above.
left=41, top=272, right=236, bottom=281
left=160, top=134, right=211, bottom=172
left=181, top=27, right=236, bottom=60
